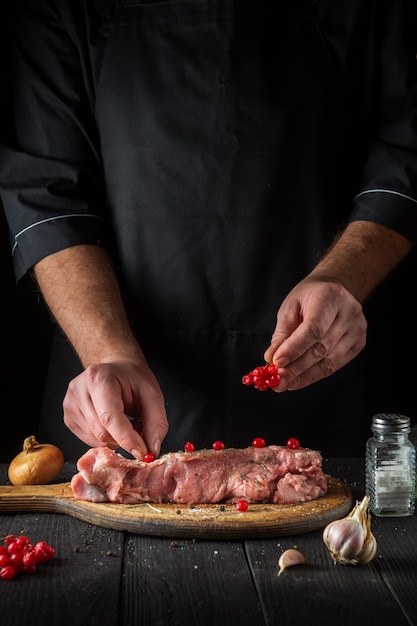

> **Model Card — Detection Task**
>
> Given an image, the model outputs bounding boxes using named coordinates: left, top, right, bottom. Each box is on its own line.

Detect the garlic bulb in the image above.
left=278, top=549, right=305, bottom=575
left=323, top=495, right=377, bottom=565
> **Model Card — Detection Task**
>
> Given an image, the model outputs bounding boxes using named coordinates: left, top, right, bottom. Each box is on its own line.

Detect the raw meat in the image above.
left=70, top=445, right=328, bottom=505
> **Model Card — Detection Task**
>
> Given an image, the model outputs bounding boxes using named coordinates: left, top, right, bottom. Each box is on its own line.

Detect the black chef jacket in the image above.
left=1, top=0, right=417, bottom=459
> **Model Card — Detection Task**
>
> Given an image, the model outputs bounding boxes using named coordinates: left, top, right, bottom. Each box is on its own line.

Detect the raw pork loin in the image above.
left=71, top=445, right=328, bottom=505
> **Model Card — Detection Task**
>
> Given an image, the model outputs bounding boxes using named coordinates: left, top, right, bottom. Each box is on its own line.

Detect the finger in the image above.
left=264, top=333, right=288, bottom=364
left=62, top=377, right=117, bottom=448
left=140, top=410, right=168, bottom=458
left=90, top=384, right=149, bottom=459
left=130, top=384, right=168, bottom=458
left=129, top=416, right=164, bottom=457
left=276, top=352, right=337, bottom=392
left=63, top=391, right=120, bottom=449
left=264, top=307, right=301, bottom=364
left=271, top=313, right=334, bottom=372
left=276, top=328, right=366, bottom=391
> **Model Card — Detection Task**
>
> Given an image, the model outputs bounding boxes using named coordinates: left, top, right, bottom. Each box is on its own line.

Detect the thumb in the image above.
left=264, top=329, right=290, bottom=364
left=264, top=306, right=301, bottom=364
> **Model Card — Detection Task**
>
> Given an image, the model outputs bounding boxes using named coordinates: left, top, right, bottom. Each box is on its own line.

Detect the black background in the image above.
left=0, top=0, right=54, bottom=462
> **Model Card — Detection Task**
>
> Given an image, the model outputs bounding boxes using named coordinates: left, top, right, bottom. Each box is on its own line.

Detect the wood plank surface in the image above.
left=0, top=512, right=123, bottom=626
left=0, top=475, right=352, bottom=539
left=370, top=515, right=417, bottom=624
left=245, top=535, right=411, bottom=626
left=120, top=536, right=266, bottom=625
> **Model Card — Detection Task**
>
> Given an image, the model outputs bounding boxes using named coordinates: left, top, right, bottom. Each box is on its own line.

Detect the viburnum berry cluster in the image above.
left=242, top=364, right=280, bottom=391
left=0, top=535, right=55, bottom=580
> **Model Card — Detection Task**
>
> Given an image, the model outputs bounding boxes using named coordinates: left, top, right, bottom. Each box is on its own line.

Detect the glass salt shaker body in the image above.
left=365, top=413, right=416, bottom=517
left=410, top=424, right=417, bottom=498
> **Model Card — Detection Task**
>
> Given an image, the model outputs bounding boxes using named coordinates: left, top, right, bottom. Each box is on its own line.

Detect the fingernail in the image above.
left=153, top=439, right=161, bottom=457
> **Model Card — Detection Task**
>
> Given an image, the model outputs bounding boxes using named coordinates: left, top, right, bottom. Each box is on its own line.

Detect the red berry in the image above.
left=287, top=437, right=300, bottom=449
left=252, top=437, right=266, bottom=448
left=0, top=554, right=10, bottom=568
left=3, top=536, right=18, bottom=546
left=6, top=541, right=22, bottom=555
left=33, top=541, right=52, bottom=563
left=212, top=440, right=225, bottom=451
left=14, top=536, right=30, bottom=548
left=143, top=453, right=154, bottom=463
left=9, top=552, right=24, bottom=570
left=45, top=545, right=56, bottom=560
left=0, top=565, right=16, bottom=580
left=184, top=442, right=195, bottom=452
left=242, top=364, right=280, bottom=391
left=236, top=500, right=249, bottom=512
left=22, top=551, right=38, bottom=572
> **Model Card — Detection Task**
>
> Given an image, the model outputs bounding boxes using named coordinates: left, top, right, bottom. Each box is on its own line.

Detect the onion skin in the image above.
left=8, top=436, right=64, bottom=485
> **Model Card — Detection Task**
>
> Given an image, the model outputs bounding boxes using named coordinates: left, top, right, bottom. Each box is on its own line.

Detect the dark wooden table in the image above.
left=0, top=458, right=416, bottom=626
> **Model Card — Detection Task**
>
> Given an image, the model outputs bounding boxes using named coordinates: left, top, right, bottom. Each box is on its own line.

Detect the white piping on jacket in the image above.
left=354, top=188, right=417, bottom=204
left=12, top=213, right=101, bottom=255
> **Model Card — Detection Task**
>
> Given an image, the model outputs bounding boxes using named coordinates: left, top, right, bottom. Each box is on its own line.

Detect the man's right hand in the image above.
left=34, top=244, right=169, bottom=460
left=62, top=358, right=168, bottom=460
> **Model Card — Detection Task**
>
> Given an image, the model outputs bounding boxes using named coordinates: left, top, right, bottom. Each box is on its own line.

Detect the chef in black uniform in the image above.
left=1, top=0, right=416, bottom=460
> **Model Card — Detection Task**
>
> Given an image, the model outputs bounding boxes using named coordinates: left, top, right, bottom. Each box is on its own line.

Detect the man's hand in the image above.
left=264, top=277, right=366, bottom=391
left=62, top=359, right=168, bottom=460
left=264, top=221, right=413, bottom=392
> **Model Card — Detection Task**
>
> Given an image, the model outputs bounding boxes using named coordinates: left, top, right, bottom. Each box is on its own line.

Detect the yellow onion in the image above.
left=8, top=435, right=64, bottom=485
left=323, top=495, right=377, bottom=565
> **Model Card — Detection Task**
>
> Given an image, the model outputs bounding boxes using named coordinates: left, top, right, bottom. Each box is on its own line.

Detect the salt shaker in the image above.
left=365, top=413, right=416, bottom=517
left=410, top=423, right=417, bottom=498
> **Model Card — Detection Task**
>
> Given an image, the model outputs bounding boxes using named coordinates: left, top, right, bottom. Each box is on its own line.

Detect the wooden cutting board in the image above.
left=0, top=475, right=352, bottom=539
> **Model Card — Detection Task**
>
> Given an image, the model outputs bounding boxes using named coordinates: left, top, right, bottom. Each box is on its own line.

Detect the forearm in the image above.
left=33, top=245, right=142, bottom=367
left=310, top=221, right=413, bottom=303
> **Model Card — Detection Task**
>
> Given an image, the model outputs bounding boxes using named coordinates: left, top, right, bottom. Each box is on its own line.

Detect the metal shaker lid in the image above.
left=371, top=413, right=411, bottom=433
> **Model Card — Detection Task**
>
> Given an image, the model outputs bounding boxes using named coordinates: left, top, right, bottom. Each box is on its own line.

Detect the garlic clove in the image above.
left=278, top=548, right=305, bottom=575
left=356, top=531, right=377, bottom=565
left=323, top=495, right=377, bottom=565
